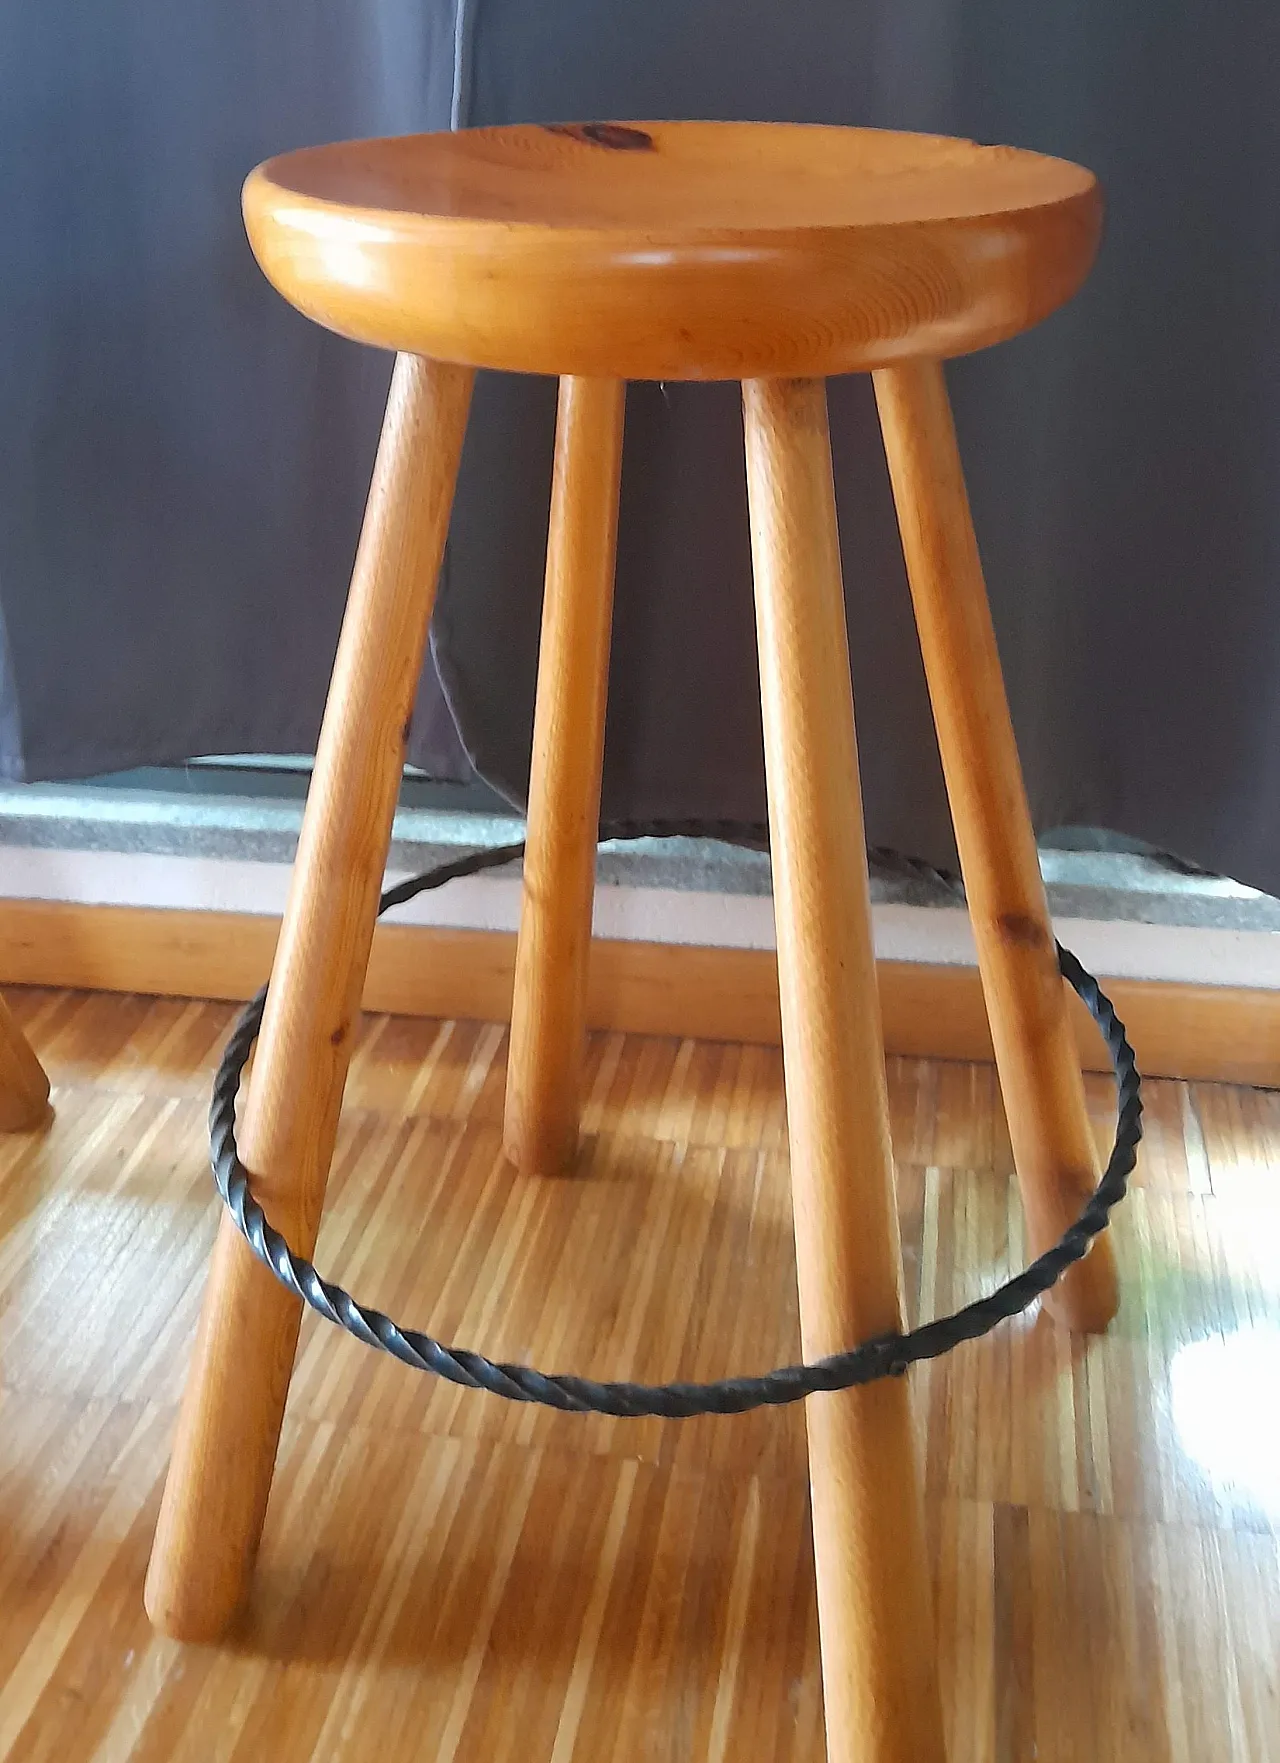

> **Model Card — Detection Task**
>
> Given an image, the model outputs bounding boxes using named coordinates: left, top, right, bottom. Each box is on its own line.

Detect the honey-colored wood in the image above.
left=0, top=988, right=49, bottom=1130
left=743, top=376, right=946, bottom=1763
left=145, top=353, right=474, bottom=1642
left=3, top=901, right=1279, bottom=1087
left=875, top=358, right=1120, bottom=1335
left=2, top=987, right=1279, bottom=1760
left=504, top=377, right=624, bottom=1175
left=242, top=122, right=1101, bottom=381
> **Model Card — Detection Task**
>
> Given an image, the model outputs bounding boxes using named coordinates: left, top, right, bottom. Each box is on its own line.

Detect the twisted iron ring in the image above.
left=209, top=823, right=1142, bottom=1418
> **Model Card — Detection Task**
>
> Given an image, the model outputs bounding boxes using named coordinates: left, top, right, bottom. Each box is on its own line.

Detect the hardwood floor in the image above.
left=0, top=984, right=1277, bottom=1761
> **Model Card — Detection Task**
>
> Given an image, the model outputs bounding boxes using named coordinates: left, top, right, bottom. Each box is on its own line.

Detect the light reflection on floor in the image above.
left=1171, top=1326, right=1280, bottom=1518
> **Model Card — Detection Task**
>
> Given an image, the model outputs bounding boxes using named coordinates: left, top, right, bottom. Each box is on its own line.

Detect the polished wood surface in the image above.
left=504, top=378, right=624, bottom=1176
left=145, top=356, right=474, bottom=1641
left=875, top=359, right=1119, bottom=1337
left=1, top=984, right=1278, bottom=1760
left=2, top=898, right=1279, bottom=1087
left=243, top=123, right=1101, bottom=379
left=0, top=990, right=49, bottom=1131
left=744, top=377, right=945, bottom=1762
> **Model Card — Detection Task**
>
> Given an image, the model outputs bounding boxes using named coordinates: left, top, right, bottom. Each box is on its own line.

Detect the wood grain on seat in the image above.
left=243, top=121, right=1101, bottom=379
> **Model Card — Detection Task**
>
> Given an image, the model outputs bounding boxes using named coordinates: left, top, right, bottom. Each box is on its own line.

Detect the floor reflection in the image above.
left=1171, top=1326, right=1280, bottom=1517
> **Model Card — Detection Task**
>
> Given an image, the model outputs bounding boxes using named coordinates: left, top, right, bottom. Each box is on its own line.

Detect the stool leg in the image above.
left=0, top=994, right=49, bottom=1130
left=503, top=377, right=624, bottom=1175
left=145, top=354, right=474, bottom=1640
left=873, top=358, right=1119, bottom=1333
left=743, top=377, right=947, bottom=1763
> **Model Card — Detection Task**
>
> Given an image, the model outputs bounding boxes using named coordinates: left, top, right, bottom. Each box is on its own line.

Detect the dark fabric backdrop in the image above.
left=3, top=3, right=1279, bottom=890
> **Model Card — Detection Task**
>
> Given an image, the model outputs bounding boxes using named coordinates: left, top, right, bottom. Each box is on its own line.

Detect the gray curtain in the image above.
left=4, top=3, right=1280, bottom=892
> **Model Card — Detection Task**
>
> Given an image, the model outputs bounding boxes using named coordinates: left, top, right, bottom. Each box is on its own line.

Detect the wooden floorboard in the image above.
left=0, top=985, right=1277, bottom=1760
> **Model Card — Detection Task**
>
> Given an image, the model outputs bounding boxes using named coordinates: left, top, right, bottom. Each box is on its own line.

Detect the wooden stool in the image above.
left=146, top=122, right=1119, bottom=1762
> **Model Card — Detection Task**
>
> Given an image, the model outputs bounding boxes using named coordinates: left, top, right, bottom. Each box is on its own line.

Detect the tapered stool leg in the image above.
left=874, top=358, right=1119, bottom=1333
left=145, top=354, right=474, bottom=1640
left=0, top=994, right=49, bottom=1130
left=503, top=377, right=624, bottom=1175
left=743, top=377, right=947, bottom=1763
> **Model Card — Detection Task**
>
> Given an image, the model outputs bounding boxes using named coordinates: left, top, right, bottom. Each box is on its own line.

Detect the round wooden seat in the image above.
left=243, top=121, right=1100, bottom=379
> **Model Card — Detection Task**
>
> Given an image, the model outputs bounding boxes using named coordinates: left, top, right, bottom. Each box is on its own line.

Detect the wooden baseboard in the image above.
left=0, top=896, right=1275, bottom=1086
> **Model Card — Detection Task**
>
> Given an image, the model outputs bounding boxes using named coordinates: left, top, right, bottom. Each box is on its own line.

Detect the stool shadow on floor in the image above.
left=240, top=1429, right=820, bottom=1693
